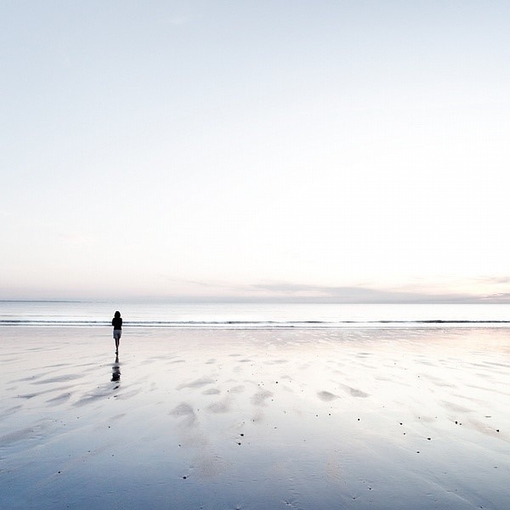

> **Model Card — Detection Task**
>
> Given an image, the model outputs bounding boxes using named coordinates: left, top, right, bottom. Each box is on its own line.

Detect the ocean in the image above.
left=1, top=300, right=509, bottom=328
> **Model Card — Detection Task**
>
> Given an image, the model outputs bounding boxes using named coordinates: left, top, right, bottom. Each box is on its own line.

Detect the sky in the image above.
left=1, top=1, right=510, bottom=302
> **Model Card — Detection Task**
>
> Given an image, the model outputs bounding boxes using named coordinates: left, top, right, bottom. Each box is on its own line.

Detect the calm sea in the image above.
left=1, top=301, right=509, bottom=328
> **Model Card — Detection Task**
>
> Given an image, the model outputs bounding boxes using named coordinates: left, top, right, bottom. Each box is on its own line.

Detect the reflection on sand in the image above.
left=111, top=355, right=121, bottom=384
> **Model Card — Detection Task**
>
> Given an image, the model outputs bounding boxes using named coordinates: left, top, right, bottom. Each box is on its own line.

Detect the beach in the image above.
left=1, top=325, right=510, bottom=509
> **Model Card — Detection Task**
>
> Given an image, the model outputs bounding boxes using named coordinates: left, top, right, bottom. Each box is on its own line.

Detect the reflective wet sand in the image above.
left=1, top=327, right=510, bottom=509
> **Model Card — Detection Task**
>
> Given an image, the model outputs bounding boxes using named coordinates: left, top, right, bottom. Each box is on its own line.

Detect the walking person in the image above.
left=112, top=311, right=122, bottom=354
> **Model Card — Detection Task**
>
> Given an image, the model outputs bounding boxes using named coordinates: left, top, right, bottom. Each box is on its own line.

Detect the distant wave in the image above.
left=1, top=319, right=510, bottom=328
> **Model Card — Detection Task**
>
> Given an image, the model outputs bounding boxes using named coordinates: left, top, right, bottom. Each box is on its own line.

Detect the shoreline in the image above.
left=1, top=326, right=509, bottom=509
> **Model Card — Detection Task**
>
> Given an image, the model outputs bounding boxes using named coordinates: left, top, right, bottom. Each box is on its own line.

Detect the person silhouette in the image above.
left=112, top=311, right=122, bottom=354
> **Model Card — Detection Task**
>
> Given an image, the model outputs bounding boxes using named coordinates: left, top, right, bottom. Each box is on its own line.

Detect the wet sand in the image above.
left=1, top=326, right=510, bottom=509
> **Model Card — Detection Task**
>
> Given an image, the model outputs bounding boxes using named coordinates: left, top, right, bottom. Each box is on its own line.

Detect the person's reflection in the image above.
left=111, top=355, right=121, bottom=385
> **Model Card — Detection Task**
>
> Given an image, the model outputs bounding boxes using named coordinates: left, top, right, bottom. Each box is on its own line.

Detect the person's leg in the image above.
left=114, top=331, right=120, bottom=353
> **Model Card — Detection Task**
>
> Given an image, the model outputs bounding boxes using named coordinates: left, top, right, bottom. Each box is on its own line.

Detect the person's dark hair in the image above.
left=114, top=311, right=121, bottom=318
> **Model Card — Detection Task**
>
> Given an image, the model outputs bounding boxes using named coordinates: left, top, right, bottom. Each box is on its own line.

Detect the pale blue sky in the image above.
left=2, top=1, right=510, bottom=301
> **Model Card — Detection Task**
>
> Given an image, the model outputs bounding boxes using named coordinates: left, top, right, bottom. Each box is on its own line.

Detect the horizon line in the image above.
left=2, top=296, right=510, bottom=305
